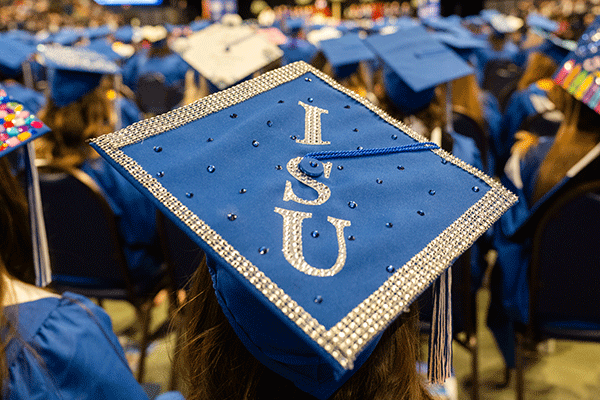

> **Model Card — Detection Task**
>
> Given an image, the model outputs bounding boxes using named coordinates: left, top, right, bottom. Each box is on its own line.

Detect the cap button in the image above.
left=298, top=157, right=323, bottom=177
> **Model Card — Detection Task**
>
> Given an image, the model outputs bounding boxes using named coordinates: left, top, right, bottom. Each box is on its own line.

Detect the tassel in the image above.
left=427, top=267, right=452, bottom=384
left=25, top=143, right=52, bottom=287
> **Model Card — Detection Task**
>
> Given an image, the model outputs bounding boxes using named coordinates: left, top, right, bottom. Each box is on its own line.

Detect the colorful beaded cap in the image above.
left=0, top=89, right=48, bottom=154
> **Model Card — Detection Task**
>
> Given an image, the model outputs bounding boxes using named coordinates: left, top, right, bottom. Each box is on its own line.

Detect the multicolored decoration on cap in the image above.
left=0, top=89, right=48, bottom=154
left=554, top=17, right=600, bottom=114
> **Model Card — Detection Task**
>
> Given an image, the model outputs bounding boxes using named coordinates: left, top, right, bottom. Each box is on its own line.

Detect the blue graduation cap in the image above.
left=38, top=45, right=121, bottom=107
left=526, top=13, right=559, bottom=34
left=1, top=81, right=46, bottom=115
left=280, top=38, right=318, bottom=65
left=0, top=34, right=36, bottom=78
left=189, top=19, right=212, bottom=32
left=114, top=26, right=135, bottom=43
left=4, top=29, right=38, bottom=46
left=431, top=31, right=487, bottom=61
left=488, top=14, right=523, bottom=36
left=284, top=18, right=305, bottom=35
left=50, top=28, right=86, bottom=46
left=85, top=25, right=113, bottom=41
left=318, top=33, right=376, bottom=80
left=90, top=61, right=516, bottom=399
left=365, top=26, right=474, bottom=114
left=421, top=16, right=469, bottom=36
left=0, top=88, right=52, bottom=287
left=554, top=16, right=600, bottom=114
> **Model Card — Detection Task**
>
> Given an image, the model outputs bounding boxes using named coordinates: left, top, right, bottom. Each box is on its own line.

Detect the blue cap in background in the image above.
left=318, top=33, right=376, bottom=80
left=366, top=26, right=474, bottom=114
left=39, top=45, right=121, bottom=107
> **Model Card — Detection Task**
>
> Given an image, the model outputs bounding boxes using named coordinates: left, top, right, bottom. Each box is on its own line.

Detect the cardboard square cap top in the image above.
left=554, top=16, right=600, bottom=115
left=527, top=13, right=559, bottom=34
left=318, top=33, right=376, bottom=68
left=90, top=61, right=516, bottom=399
left=38, top=45, right=121, bottom=107
left=0, top=87, right=50, bottom=157
left=176, top=23, right=283, bottom=90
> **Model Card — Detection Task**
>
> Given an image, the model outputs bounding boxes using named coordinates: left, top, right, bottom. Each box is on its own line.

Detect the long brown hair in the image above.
left=178, top=256, right=433, bottom=400
left=532, top=97, right=600, bottom=203
left=0, top=156, right=39, bottom=394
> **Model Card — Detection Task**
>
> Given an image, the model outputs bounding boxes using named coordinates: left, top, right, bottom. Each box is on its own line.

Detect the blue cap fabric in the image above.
left=90, top=61, right=516, bottom=399
left=50, top=28, right=85, bottom=45
left=318, top=33, right=376, bottom=79
left=0, top=35, right=36, bottom=77
left=39, top=45, right=121, bottom=107
left=421, top=17, right=467, bottom=36
left=114, top=26, right=135, bottom=43
left=85, top=25, right=113, bottom=40
left=526, top=13, right=559, bottom=34
left=365, top=26, right=474, bottom=114
left=554, top=16, right=600, bottom=114
left=432, top=31, right=487, bottom=61
left=280, top=39, right=318, bottom=65
left=0, top=86, right=50, bottom=157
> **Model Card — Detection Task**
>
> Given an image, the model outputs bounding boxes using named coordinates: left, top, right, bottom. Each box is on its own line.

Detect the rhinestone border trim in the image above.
left=90, top=61, right=517, bottom=371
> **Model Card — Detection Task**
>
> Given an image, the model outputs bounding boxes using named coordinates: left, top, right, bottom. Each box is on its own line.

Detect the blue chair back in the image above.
left=157, top=212, right=204, bottom=290
left=530, top=179, right=600, bottom=340
left=39, top=165, right=134, bottom=292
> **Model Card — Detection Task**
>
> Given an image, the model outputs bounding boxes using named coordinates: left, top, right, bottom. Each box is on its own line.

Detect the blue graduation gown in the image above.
left=4, top=292, right=149, bottom=399
left=471, top=40, right=521, bottom=85
left=497, top=82, right=557, bottom=174
left=489, top=137, right=553, bottom=368
left=81, top=157, right=163, bottom=282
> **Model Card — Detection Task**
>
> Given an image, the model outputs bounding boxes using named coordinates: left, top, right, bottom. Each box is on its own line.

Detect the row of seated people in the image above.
left=0, top=11, right=598, bottom=400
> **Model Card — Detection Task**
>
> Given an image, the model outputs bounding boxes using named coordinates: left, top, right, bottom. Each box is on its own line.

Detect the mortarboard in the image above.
left=50, top=28, right=86, bottom=46
left=526, top=13, right=559, bottom=34
left=318, top=33, right=376, bottom=80
left=114, top=25, right=136, bottom=43
left=90, top=61, right=516, bottom=399
left=431, top=31, right=487, bottom=61
left=0, top=88, right=52, bottom=287
left=0, top=35, right=36, bottom=78
left=189, top=19, right=212, bottom=32
left=306, top=26, right=342, bottom=47
left=84, top=25, right=114, bottom=41
left=176, top=22, right=283, bottom=90
left=421, top=16, right=469, bottom=36
left=554, top=16, right=600, bottom=114
left=365, top=26, right=474, bottom=114
left=38, top=45, right=121, bottom=107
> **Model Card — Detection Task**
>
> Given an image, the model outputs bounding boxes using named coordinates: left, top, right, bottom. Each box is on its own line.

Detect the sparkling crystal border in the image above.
left=90, top=61, right=517, bottom=371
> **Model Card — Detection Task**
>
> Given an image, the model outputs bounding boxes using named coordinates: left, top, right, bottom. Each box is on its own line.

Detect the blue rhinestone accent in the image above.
left=153, top=146, right=162, bottom=152
left=429, top=190, right=436, bottom=195
left=311, top=231, right=319, bottom=238
left=386, top=265, right=395, bottom=273
left=207, top=165, right=215, bottom=173
left=314, top=295, right=323, bottom=304
left=258, top=247, right=269, bottom=255
left=348, top=201, right=357, bottom=209
left=227, top=213, right=237, bottom=221
left=252, top=140, right=259, bottom=147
